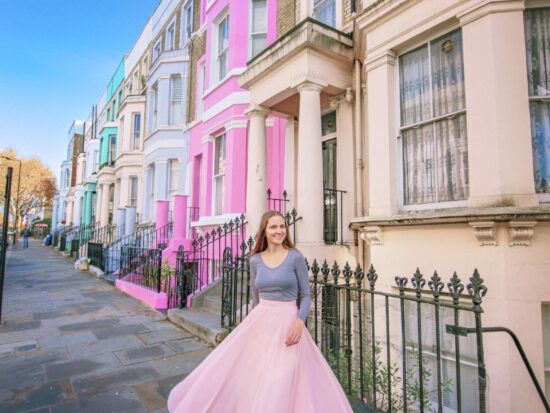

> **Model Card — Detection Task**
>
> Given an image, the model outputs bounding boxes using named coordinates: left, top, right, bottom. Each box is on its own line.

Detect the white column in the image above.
left=284, top=116, right=297, bottom=210
left=116, top=207, right=126, bottom=236
left=296, top=81, right=324, bottom=245
left=125, top=206, right=136, bottom=236
left=66, top=197, right=74, bottom=226
left=155, top=161, right=169, bottom=201
left=73, top=192, right=82, bottom=226
left=245, top=105, right=269, bottom=237
left=100, top=183, right=111, bottom=227
left=96, top=185, right=102, bottom=224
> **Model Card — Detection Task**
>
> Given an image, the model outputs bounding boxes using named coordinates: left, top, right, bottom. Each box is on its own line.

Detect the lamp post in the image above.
left=0, top=155, right=22, bottom=245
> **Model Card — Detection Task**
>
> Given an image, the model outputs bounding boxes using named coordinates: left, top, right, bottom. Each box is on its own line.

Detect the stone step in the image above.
left=168, top=308, right=226, bottom=346
left=203, top=295, right=248, bottom=315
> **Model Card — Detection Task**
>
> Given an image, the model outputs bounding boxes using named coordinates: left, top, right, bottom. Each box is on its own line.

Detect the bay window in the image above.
left=525, top=8, right=550, bottom=194
left=399, top=29, right=469, bottom=206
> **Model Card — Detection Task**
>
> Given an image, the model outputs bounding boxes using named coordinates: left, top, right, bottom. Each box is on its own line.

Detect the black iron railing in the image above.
left=220, top=248, right=493, bottom=413
left=324, top=188, right=346, bottom=245
left=267, top=188, right=289, bottom=214
left=118, top=246, right=163, bottom=293
left=103, top=222, right=170, bottom=275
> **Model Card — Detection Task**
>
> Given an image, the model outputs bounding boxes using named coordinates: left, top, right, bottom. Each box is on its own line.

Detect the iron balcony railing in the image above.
left=324, top=188, right=347, bottom=245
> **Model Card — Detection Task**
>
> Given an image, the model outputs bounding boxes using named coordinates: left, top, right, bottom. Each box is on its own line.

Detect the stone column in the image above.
left=171, top=195, right=188, bottom=242
left=245, top=105, right=269, bottom=237
left=155, top=200, right=169, bottom=231
left=116, top=207, right=126, bottom=237
left=65, top=197, right=74, bottom=226
left=155, top=161, right=169, bottom=203
left=73, top=192, right=82, bottom=226
left=96, top=186, right=103, bottom=225
left=296, top=81, right=324, bottom=245
left=125, top=206, right=136, bottom=236
left=100, top=183, right=111, bottom=227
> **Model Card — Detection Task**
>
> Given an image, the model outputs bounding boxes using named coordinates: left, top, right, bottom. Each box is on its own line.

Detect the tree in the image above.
left=0, top=149, right=58, bottom=230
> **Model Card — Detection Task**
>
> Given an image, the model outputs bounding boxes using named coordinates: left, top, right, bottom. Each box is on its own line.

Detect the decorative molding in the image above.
left=360, top=226, right=383, bottom=245
left=508, top=221, right=537, bottom=247
left=329, top=88, right=354, bottom=108
left=365, top=50, right=397, bottom=73
left=201, top=135, right=214, bottom=144
left=469, top=221, right=498, bottom=246
left=244, top=104, right=270, bottom=118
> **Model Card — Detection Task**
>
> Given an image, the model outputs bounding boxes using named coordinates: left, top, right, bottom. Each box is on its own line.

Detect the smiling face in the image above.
left=265, top=215, right=287, bottom=248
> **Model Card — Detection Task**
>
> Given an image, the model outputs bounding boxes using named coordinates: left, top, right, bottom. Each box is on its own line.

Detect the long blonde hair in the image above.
left=252, top=210, right=294, bottom=254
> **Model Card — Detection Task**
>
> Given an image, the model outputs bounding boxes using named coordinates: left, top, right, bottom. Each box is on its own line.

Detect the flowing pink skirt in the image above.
left=167, top=299, right=354, bottom=413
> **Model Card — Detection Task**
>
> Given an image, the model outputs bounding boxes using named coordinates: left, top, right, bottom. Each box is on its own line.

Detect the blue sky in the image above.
left=0, top=0, right=158, bottom=177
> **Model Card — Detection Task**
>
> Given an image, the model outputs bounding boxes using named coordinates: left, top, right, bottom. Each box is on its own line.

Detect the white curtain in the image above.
left=400, top=30, right=469, bottom=205
left=526, top=9, right=550, bottom=193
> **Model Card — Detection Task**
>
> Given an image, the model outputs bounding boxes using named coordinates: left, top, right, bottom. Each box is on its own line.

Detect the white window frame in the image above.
left=313, top=0, right=336, bottom=28
left=169, top=75, right=183, bottom=125
left=165, top=18, right=176, bottom=51
left=181, top=0, right=193, bottom=45
left=168, top=159, right=180, bottom=195
left=132, top=112, right=141, bottom=151
left=198, top=61, right=206, bottom=117
left=249, top=0, right=267, bottom=59
left=108, top=134, right=117, bottom=164
left=129, top=176, right=138, bottom=207
left=524, top=6, right=550, bottom=204
left=396, top=27, right=469, bottom=212
left=211, top=10, right=229, bottom=85
left=212, top=133, right=226, bottom=216
left=153, top=39, right=162, bottom=62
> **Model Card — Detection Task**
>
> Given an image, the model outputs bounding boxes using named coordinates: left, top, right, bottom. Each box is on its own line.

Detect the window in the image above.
left=118, top=90, right=123, bottom=111
left=250, top=0, right=267, bottom=58
left=108, top=134, right=117, bottom=164
left=323, top=138, right=337, bottom=244
left=216, top=15, right=229, bottom=81
left=132, top=113, right=141, bottom=151
left=182, top=1, right=193, bottom=44
left=399, top=29, right=468, bottom=206
left=542, top=304, right=550, bottom=400
left=169, top=159, right=179, bottom=193
left=93, top=150, right=98, bottom=172
left=133, top=70, right=139, bottom=94
left=525, top=9, right=550, bottom=194
left=166, top=20, right=176, bottom=51
left=170, top=75, right=183, bottom=125
left=313, top=0, right=336, bottom=27
left=153, top=39, right=162, bottom=61
left=129, top=176, right=138, bottom=207
left=213, top=134, right=226, bottom=215
left=150, top=84, right=158, bottom=131
left=106, top=108, right=111, bottom=123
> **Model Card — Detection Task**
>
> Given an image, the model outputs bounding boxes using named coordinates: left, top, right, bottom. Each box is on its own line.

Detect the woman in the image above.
left=167, top=210, right=353, bottom=413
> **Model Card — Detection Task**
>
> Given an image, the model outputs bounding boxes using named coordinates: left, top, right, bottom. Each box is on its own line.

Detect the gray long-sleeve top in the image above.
left=249, top=248, right=311, bottom=321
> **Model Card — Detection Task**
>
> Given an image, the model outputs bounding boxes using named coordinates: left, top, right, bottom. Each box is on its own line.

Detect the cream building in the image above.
left=114, top=21, right=151, bottom=226
left=240, top=0, right=550, bottom=411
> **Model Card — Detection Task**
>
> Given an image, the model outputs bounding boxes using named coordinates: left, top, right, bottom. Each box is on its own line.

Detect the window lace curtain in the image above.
left=400, top=30, right=469, bottom=205
left=525, top=9, right=550, bottom=193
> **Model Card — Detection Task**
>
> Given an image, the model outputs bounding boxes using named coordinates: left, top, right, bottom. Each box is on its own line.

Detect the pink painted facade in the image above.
left=188, top=0, right=285, bottom=225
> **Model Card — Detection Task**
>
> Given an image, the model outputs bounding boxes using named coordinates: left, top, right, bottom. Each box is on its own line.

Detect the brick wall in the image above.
left=277, top=0, right=299, bottom=38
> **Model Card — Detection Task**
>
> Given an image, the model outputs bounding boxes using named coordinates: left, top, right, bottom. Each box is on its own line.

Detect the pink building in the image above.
left=188, top=0, right=285, bottom=235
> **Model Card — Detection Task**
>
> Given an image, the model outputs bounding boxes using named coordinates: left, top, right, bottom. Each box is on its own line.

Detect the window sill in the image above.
left=191, top=213, right=242, bottom=228
left=350, top=205, right=550, bottom=229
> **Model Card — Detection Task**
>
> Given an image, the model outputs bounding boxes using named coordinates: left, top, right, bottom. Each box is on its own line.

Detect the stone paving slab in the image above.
left=0, top=240, right=212, bottom=412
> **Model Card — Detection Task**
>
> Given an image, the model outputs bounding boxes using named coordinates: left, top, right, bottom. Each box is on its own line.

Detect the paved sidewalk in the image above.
left=0, top=239, right=211, bottom=413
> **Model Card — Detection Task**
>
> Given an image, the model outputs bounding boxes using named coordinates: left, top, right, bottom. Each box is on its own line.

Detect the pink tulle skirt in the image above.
left=167, top=299, right=353, bottom=413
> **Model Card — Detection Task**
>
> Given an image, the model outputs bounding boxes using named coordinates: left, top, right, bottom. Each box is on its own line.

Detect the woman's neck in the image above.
left=264, top=244, right=286, bottom=254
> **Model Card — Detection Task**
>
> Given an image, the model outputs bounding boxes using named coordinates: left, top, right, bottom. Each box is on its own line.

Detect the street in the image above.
left=0, top=240, right=211, bottom=413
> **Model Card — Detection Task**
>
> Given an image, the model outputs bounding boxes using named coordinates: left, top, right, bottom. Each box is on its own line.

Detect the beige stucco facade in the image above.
left=354, top=1, right=549, bottom=411
left=240, top=0, right=550, bottom=411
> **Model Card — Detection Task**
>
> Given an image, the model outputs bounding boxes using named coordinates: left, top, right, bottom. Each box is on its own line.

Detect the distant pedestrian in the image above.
left=21, top=227, right=30, bottom=249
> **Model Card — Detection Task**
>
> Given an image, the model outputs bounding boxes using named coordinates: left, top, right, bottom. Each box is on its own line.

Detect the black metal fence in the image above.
left=102, top=222, right=171, bottom=275
left=118, top=247, right=163, bottom=293
left=219, top=244, right=493, bottom=413
left=324, top=188, right=346, bottom=244
left=267, top=188, right=289, bottom=214
left=188, top=206, right=199, bottom=240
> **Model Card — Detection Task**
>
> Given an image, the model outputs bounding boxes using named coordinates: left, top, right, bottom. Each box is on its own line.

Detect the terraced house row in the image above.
left=49, top=1, right=550, bottom=412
